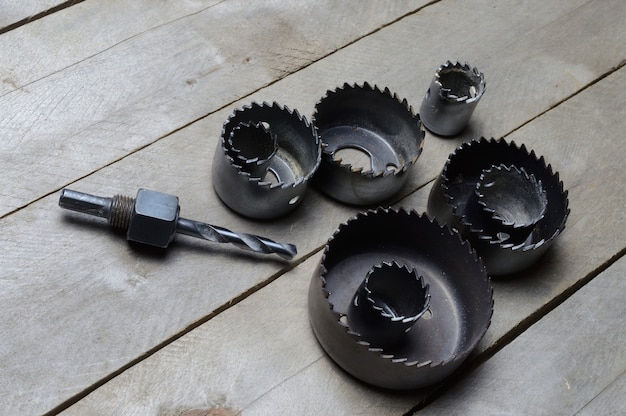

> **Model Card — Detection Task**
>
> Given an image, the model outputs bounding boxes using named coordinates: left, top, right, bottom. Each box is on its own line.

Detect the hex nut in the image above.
left=127, top=189, right=180, bottom=248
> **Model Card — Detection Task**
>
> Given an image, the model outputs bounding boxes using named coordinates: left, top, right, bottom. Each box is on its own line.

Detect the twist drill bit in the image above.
left=59, top=188, right=297, bottom=260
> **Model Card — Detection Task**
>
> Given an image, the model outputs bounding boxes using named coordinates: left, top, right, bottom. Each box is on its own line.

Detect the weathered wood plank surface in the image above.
left=60, top=5, right=626, bottom=415
left=0, top=0, right=68, bottom=31
left=577, top=371, right=626, bottom=416
left=0, top=0, right=226, bottom=95
left=0, top=0, right=426, bottom=216
left=1, top=0, right=625, bottom=414
left=421, top=256, right=626, bottom=415
left=0, top=2, right=429, bottom=414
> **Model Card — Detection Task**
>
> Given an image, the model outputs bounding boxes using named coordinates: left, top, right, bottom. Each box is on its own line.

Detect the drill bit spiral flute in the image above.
left=59, top=188, right=297, bottom=260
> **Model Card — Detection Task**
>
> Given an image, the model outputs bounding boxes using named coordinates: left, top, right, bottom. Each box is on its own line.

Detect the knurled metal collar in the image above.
left=427, top=138, right=570, bottom=276
left=311, top=82, right=425, bottom=205
left=308, top=208, right=493, bottom=389
left=212, top=102, right=321, bottom=219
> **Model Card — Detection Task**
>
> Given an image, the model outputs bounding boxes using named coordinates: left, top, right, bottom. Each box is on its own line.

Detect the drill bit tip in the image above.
left=176, top=217, right=297, bottom=260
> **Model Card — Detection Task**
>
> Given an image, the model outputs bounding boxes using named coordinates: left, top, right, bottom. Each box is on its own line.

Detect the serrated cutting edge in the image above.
left=420, top=61, right=486, bottom=136
left=212, top=101, right=321, bottom=219
left=348, top=260, right=431, bottom=348
left=467, top=165, right=547, bottom=250
left=311, top=82, right=425, bottom=205
left=360, top=261, right=430, bottom=322
left=308, top=208, right=493, bottom=389
left=315, top=82, right=423, bottom=176
left=434, top=61, right=485, bottom=103
left=226, top=121, right=279, bottom=183
left=476, top=164, right=548, bottom=230
left=462, top=163, right=548, bottom=247
left=427, top=137, right=570, bottom=276
left=227, top=121, right=277, bottom=167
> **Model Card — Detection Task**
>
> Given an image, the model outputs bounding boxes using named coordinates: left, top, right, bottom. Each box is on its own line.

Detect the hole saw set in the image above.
left=59, top=61, right=569, bottom=389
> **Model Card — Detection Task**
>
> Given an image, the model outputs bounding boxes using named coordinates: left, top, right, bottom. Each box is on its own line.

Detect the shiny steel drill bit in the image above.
left=175, top=218, right=297, bottom=259
left=59, top=188, right=297, bottom=260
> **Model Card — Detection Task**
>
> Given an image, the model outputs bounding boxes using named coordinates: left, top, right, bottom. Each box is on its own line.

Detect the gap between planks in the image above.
left=8, top=0, right=621, bottom=412
left=408, top=247, right=626, bottom=414
left=505, top=59, right=626, bottom=139
left=3, top=0, right=623, bottom=222
left=0, top=0, right=229, bottom=102
left=41, top=243, right=323, bottom=416
left=48, top=55, right=625, bottom=411
left=0, top=0, right=86, bottom=36
left=576, top=370, right=626, bottom=415
left=396, top=60, right=626, bottom=412
left=0, top=0, right=440, bottom=222
left=4, top=0, right=623, bottom=224
left=41, top=31, right=626, bottom=416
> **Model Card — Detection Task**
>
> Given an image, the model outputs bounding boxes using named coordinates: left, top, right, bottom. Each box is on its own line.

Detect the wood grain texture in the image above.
left=0, top=0, right=223, bottom=95
left=2, top=0, right=626, bottom=414
left=420, top=256, right=626, bottom=415
left=577, top=371, right=626, bottom=416
left=0, top=0, right=426, bottom=216
left=60, top=22, right=626, bottom=416
left=58, top=251, right=423, bottom=416
left=0, top=0, right=68, bottom=31
left=0, top=2, right=428, bottom=415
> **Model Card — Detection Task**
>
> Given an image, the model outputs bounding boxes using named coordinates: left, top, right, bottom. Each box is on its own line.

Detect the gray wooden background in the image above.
left=0, top=1, right=624, bottom=415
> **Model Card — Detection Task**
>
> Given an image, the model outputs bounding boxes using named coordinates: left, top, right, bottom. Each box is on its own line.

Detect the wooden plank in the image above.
left=0, top=0, right=68, bottom=32
left=0, top=1, right=620, bottom=414
left=577, top=371, right=626, bottom=416
left=0, top=2, right=432, bottom=414
left=0, top=0, right=222, bottom=95
left=56, top=251, right=411, bottom=416
left=1, top=0, right=622, bottom=409
left=234, top=59, right=626, bottom=413
left=0, top=0, right=426, bottom=216
left=418, top=255, right=626, bottom=415
left=57, top=4, right=626, bottom=415
left=236, top=0, right=626, bottom=201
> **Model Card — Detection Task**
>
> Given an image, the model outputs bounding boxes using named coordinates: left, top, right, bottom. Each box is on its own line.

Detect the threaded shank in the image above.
left=109, top=195, right=135, bottom=229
